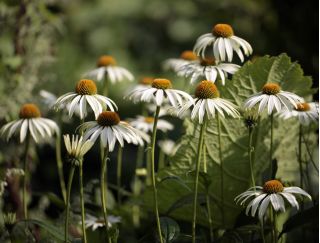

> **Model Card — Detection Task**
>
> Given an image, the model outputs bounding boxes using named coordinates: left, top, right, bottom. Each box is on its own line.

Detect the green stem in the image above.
left=260, top=219, right=266, bottom=243
left=192, top=117, right=207, bottom=243
left=117, top=146, right=123, bottom=205
left=248, top=127, right=255, bottom=188
left=100, top=146, right=112, bottom=243
left=22, top=133, right=31, bottom=220
left=146, top=146, right=152, bottom=186
left=203, top=127, right=213, bottom=242
left=79, top=161, right=87, bottom=243
left=270, top=112, right=274, bottom=179
left=65, top=165, right=75, bottom=243
left=273, top=209, right=278, bottom=243
left=136, top=145, right=144, bottom=169
left=298, top=124, right=303, bottom=189
left=56, top=134, right=67, bottom=203
left=151, top=106, right=164, bottom=243
left=217, top=113, right=225, bottom=225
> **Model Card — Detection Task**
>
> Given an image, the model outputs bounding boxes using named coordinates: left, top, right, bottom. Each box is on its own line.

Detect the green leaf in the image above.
left=18, top=219, right=68, bottom=241
left=160, top=217, right=180, bottom=243
left=143, top=54, right=315, bottom=229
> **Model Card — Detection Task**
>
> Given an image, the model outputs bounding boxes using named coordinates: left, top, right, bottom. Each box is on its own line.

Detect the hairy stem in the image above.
left=100, top=146, right=112, bottom=243
left=22, top=133, right=31, bottom=220
left=65, top=165, right=75, bottom=243
left=192, top=117, right=207, bottom=243
left=248, top=127, right=255, bottom=187
left=151, top=106, right=164, bottom=243
left=217, top=113, right=225, bottom=225
left=56, top=134, right=67, bottom=203
left=117, top=146, right=123, bottom=205
left=79, top=161, right=87, bottom=243
left=270, top=112, right=274, bottom=179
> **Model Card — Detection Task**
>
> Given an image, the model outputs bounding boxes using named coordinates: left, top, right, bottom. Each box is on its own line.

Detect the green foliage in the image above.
left=143, top=54, right=314, bottom=230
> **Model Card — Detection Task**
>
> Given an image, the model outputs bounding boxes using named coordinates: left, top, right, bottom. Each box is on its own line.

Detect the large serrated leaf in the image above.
left=143, top=54, right=315, bottom=229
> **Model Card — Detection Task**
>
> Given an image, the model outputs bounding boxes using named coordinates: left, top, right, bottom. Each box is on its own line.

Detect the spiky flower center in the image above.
left=180, top=51, right=198, bottom=61
left=263, top=180, right=284, bottom=194
left=19, top=104, right=41, bottom=119
left=140, top=77, right=154, bottom=85
left=75, top=79, right=97, bottom=95
left=262, top=83, right=281, bottom=95
left=97, top=111, right=120, bottom=127
left=144, top=117, right=154, bottom=123
left=295, top=102, right=311, bottom=112
left=200, top=57, right=216, bottom=66
left=152, top=79, right=172, bottom=90
left=97, top=55, right=117, bottom=67
left=212, top=24, right=234, bottom=38
left=195, top=80, right=220, bottom=99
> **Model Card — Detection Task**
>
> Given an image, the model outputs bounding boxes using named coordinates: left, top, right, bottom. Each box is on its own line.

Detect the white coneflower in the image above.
left=279, top=102, right=319, bottom=125
left=63, top=134, right=94, bottom=164
left=193, top=23, right=253, bottom=62
left=129, top=116, right=173, bottom=133
left=127, top=78, right=193, bottom=107
left=80, top=111, right=144, bottom=152
left=163, top=50, right=198, bottom=73
left=84, top=55, right=134, bottom=83
left=158, top=139, right=177, bottom=156
left=177, top=80, right=240, bottom=123
left=235, top=180, right=311, bottom=220
left=178, top=57, right=240, bottom=85
left=1, top=104, right=59, bottom=143
left=54, top=79, right=117, bottom=119
left=244, top=83, right=303, bottom=115
left=85, top=214, right=121, bottom=230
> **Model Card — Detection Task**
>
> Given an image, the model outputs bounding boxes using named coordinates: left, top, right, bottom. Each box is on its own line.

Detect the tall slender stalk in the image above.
left=100, top=145, right=112, bottom=243
left=248, top=127, right=255, bottom=187
left=216, top=113, right=224, bottom=225
left=79, top=161, right=87, bottom=243
left=56, top=134, right=67, bottom=203
left=273, top=209, right=278, bottom=243
left=203, top=143, right=214, bottom=242
left=117, top=146, right=123, bottom=205
left=260, top=219, right=266, bottom=243
left=65, top=165, right=75, bottom=243
left=270, top=112, right=274, bottom=179
left=298, top=124, right=303, bottom=188
left=22, top=133, right=31, bottom=220
left=150, top=106, right=164, bottom=243
left=192, top=116, right=207, bottom=243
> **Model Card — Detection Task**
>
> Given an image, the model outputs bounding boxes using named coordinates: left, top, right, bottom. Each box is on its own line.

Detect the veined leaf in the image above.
left=143, top=54, right=315, bottom=228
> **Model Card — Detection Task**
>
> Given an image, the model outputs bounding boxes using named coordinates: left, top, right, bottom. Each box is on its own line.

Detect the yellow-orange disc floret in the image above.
left=180, top=51, right=198, bottom=61
left=151, top=79, right=172, bottom=90
left=97, top=111, right=120, bottom=127
left=144, top=117, right=154, bottom=123
left=212, top=24, right=234, bottom=38
left=195, top=80, right=220, bottom=99
left=97, top=55, right=117, bottom=67
left=263, top=180, right=284, bottom=194
left=75, top=79, right=97, bottom=95
left=19, top=104, right=41, bottom=119
left=295, top=102, right=311, bottom=112
left=262, top=83, right=281, bottom=95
